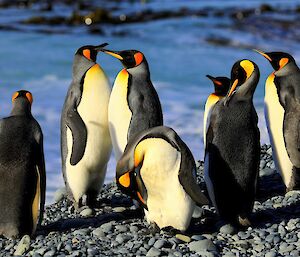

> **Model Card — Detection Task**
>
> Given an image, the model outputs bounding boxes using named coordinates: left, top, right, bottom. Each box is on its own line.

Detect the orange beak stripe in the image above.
left=227, top=79, right=239, bottom=97
left=83, top=49, right=91, bottom=60
left=137, top=191, right=146, bottom=205
left=104, top=51, right=123, bottom=60
left=279, top=58, right=289, bottom=69
left=253, top=49, right=272, bottom=62
left=119, top=172, right=130, bottom=188
left=134, top=52, right=143, bottom=66
left=12, top=92, right=19, bottom=102
left=213, top=79, right=222, bottom=86
left=26, top=92, right=33, bottom=104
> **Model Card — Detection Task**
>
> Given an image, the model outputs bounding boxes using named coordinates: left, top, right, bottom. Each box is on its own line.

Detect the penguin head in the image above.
left=116, top=138, right=147, bottom=207
left=225, top=59, right=259, bottom=105
left=101, top=48, right=147, bottom=70
left=11, top=90, right=33, bottom=115
left=206, top=75, right=230, bottom=96
left=254, top=50, right=296, bottom=71
left=75, top=43, right=108, bottom=62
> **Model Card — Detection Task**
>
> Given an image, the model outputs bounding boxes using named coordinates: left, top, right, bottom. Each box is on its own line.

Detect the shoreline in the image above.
left=1, top=144, right=300, bottom=256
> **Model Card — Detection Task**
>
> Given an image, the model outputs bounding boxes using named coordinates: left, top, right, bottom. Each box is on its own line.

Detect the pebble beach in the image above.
left=1, top=145, right=300, bottom=257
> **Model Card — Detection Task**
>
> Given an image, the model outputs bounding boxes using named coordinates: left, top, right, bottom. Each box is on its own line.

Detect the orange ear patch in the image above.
left=279, top=58, right=289, bottom=69
left=12, top=92, right=19, bottom=102
left=119, top=172, right=130, bottom=188
left=134, top=52, right=143, bottom=66
left=83, top=49, right=91, bottom=60
left=26, top=92, right=33, bottom=104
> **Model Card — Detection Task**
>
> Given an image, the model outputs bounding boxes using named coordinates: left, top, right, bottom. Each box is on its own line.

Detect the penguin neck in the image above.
left=11, top=102, right=32, bottom=117
left=235, top=69, right=259, bottom=101
left=126, top=61, right=150, bottom=79
left=72, top=55, right=95, bottom=83
left=274, top=62, right=299, bottom=77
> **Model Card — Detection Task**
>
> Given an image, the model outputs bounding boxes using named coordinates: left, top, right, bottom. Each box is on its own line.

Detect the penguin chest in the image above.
left=108, top=69, right=132, bottom=160
left=66, top=65, right=112, bottom=200
left=138, top=138, right=194, bottom=231
left=264, top=74, right=293, bottom=187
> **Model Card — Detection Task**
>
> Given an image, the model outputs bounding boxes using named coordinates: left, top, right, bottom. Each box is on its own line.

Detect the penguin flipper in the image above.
left=38, top=137, right=46, bottom=227
left=66, top=107, right=87, bottom=165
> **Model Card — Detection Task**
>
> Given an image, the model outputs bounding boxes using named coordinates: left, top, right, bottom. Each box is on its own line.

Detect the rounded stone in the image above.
left=14, top=235, right=31, bottom=256
left=188, top=239, right=217, bottom=253
left=80, top=208, right=93, bottom=217
left=54, top=187, right=67, bottom=203
left=146, top=247, right=161, bottom=256
left=265, top=251, right=277, bottom=257
left=175, top=234, right=191, bottom=243
left=219, top=224, right=236, bottom=235
left=154, top=239, right=166, bottom=249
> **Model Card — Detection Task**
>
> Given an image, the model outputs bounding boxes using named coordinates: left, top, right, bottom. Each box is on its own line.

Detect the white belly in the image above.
left=138, top=138, right=195, bottom=231
left=264, top=73, right=293, bottom=187
left=66, top=64, right=112, bottom=202
left=108, top=69, right=132, bottom=161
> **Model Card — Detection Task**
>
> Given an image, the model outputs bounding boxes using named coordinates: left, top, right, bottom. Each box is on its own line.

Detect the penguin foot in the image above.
left=238, top=216, right=251, bottom=227
left=148, top=222, right=160, bottom=235
left=86, top=190, right=99, bottom=209
left=161, top=226, right=181, bottom=236
left=287, top=167, right=300, bottom=191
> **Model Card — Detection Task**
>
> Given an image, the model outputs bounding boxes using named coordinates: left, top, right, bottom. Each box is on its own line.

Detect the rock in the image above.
left=148, top=238, right=156, bottom=246
left=175, top=234, right=191, bottom=243
left=54, top=187, right=67, bottom=203
left=260, top=167, right=275, bottom=177
left=219, top=224, right=236, bottom=235
left=44, top=250, right=56, bottom=257
left=188, top=239, right=217, bottom=253
left=192, top=206, right=204, bottom=218
left=100, top=222, right=113, bottom=233
left=154, top=239, right=166, bottom=249
left=146, top=247, right=161, bottom=256
left=92, top=227, right=105, bottom=237
left=112, top=207, right=126, bottom=213
left=14, top=235, right=30, bottom=256
left=80, top=208, right=93, bottom=217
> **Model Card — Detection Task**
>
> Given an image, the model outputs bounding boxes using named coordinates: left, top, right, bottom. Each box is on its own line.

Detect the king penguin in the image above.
left=204, top=60, right=260, bottom=226
left=116, top=126, right=208, bottom=232
left=0, top=90, right=46, bottom=238
left=203, top=75, right=230, bottom=147
left=101, top=48, right=163, bottom=161
left=255, top=50, right=300, bottom=191
left=61, top=43, right=112, bottom=209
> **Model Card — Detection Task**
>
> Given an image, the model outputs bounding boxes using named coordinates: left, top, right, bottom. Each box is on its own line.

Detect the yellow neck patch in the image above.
left=240, top=60, right=254, bottom=79
left=134, top=142, right=145, bottom=168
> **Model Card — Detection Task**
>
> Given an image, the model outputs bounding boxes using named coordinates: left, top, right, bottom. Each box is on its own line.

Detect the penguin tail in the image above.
left=238, top=216, right=251, bottom=227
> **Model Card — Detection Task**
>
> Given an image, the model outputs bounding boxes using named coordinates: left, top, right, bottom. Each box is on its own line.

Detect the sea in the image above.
left=0, top=0, right=299, bottom=203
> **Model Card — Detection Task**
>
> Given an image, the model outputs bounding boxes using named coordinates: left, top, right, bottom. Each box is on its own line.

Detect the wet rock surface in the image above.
left=0, top=144, right=299, bottom=256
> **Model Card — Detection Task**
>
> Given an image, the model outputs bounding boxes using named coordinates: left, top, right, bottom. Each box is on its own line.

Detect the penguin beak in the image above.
left=224, top=79, right=239, bottom=106
left=93, top=43, right=109, bottom=52
left=206, top=75, right=222, bottom=86
left=101, top=49, right=124, bottom=60
left=253, top=49, right=272, bottom=62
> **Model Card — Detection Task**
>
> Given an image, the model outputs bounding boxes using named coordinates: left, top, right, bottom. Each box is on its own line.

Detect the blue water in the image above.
left=0, top=0, right=299, bottom=203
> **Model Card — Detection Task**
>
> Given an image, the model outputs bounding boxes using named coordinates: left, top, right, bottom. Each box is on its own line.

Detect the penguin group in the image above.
left=0, top=42, right=299, bottom=239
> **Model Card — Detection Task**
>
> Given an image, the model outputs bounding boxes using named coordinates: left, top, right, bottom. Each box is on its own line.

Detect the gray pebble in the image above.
left=54, top=187, right=67, bottom=203
left=188, top=239, right=217, bottom=253
left=154, top=239, right=166, bottom=249
left=146, top=247, right=161, bottom=256
left=219, top=224, right=236, bottom=235
left=14, top=235, right=30, bottom=256
left=115, top=225, right=128, bottom=232
left=100, top=222, right=113, bottom=233
left=80, top=208, right=93, bottom=217
left=44, top=249, right=56, bottom=257
left=92, top=227, right=105, bottom=237
left=265, top=251, right=277, bottom=257
left=148, top=238, right=156, bottom=246
left=112, top=207, right=126, bottom=213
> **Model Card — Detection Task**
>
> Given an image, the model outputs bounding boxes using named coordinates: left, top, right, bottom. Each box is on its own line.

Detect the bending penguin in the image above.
left=101, top=48, right=163, bottom=161
left=255, top=50, right=300, bottom=191
left=61, top=43, right=112, bottom=209
left=0, top=91, right=46, bottom=238
left=116, top=126, right=208, bottom=232
left=204, top=60, right=260, bottom=226
left=203, top=75, right=230, bottom=147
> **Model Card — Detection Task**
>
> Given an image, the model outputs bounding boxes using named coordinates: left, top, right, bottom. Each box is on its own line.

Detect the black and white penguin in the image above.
left=116, top=126, right=208, bottom=231
left=204, top=60, right=260, bottom=226
left=61, top=43, right=112, bottom=208
left=255, top=50, right=300, bottom=191
left=101, top=48, right=163, bottom=161
left=203, top=75, right=230, bottom=147
left=0, top=90, right=46, bottom=238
